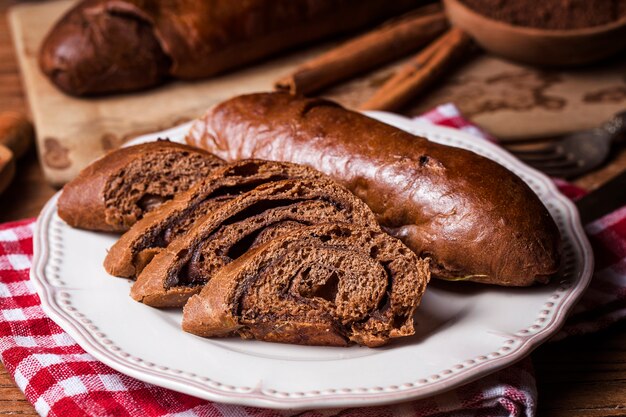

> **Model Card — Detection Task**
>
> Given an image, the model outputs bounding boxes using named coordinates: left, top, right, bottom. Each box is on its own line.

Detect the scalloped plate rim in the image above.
left=30, top=111, right=594, bottom=410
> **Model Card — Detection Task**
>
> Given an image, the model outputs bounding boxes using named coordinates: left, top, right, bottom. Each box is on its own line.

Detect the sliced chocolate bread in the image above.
left=182, top=223, right=430, bottom=347
left=130, top=178, right=378, bottom=307
left=104, top=160, right=325, bottom=278
left=58, top=140, right=224, bottom=232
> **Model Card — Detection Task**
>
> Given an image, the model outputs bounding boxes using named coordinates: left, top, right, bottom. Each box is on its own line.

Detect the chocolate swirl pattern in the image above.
left=104, top=160, right=324, bottom=278
left=58, top=141, right=224, bottom=233
left=130, top=178, right=379, bottom=307
left=182, top=223, right=430, bottom=347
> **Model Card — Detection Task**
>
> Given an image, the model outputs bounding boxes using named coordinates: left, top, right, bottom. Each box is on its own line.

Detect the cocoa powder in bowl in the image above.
left=460, top=0, right=626, bottom=30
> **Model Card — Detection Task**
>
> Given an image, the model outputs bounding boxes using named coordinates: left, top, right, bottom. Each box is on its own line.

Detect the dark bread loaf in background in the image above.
left=38, top=0, right=171, bottom=95
left=58, top=141, right=223, bottom=232
left=186, top=92, right=561, bottom=287
left=39, top=0, right=422, bottom=96
left=182, top=222, right=430, bottom=347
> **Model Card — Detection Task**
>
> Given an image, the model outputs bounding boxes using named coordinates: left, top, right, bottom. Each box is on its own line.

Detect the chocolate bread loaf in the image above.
left=182, top=223, right=430, bottom=347
left=130, top=178, right=378, bottom=307
left=186, top=92, right=561, bottom=287
left=39, top=0, right=422, bottom=95
left=104, top=160, right=325, bottom=278
left=58, top=141, right=223, bottom=232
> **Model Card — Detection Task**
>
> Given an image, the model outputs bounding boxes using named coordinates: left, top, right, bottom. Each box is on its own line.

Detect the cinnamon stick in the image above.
left=359, top=28, right=472, bottom=112
left=274, top=3, right=448, bottom=96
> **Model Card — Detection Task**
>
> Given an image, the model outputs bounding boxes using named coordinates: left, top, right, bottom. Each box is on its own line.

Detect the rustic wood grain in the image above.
left=0, top=1, right=625, bottom=416
left=0, top=148, right=56, bottom=222
left=0, top=1, right=25, bottom=115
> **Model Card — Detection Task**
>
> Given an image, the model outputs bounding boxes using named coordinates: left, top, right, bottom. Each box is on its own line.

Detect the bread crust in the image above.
left=39, top=0, right=171, bottom=95
left=39, top=0, right=421, bottom=95
left=186, top=92, right=561, bottom=286
left=57, top=141, right=223, bottom=232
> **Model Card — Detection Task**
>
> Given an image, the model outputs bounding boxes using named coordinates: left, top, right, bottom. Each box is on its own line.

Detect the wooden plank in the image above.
left=542, top=409, right=626, bottom=417
left=0, top=3, right=26, bottom=115
left=0, top=364, right=38, bottom=417
left=535, top=322, right=626, bottom=415
left=538, top=382, right=626, bottom=412
left=0, top=148, right=57, bottom=222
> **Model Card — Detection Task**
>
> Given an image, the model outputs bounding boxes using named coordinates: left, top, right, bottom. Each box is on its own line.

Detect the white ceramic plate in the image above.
left=31, top=112, right=593, bottom=410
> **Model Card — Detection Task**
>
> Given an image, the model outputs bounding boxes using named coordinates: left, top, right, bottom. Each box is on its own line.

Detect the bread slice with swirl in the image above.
left=58, top=140, right=224, bottom=233
left=104, top=160, right=325, bottom=278
left=130, top=178, right=378, bottom=307
left=182, top=223, right=430, bottom=347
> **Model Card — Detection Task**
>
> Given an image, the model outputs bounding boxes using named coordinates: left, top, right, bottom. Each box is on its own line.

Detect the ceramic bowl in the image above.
left=443, top=0, right=626, bottom=66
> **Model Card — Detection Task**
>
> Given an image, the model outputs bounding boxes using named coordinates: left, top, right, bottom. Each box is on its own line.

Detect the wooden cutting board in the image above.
left=9, top=0, right=626, bottom=186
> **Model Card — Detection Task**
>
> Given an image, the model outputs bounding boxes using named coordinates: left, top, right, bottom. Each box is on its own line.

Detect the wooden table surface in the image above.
left=1, top=2, right=625, bottom=416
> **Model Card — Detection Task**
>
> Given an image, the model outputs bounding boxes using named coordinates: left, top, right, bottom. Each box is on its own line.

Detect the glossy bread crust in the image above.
left=39, top=0, right=171, bottom=95
left=39, top=0, right=422, bottom=95
left=186, top=92, right=561, bottom=286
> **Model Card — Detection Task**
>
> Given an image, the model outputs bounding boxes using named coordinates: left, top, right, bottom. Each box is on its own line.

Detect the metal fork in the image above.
left=503, top=111, right=626, bottom=179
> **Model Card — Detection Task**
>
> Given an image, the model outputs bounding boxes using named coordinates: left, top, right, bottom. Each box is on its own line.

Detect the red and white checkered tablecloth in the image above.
left=0, top=105, right=624, bottom=417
